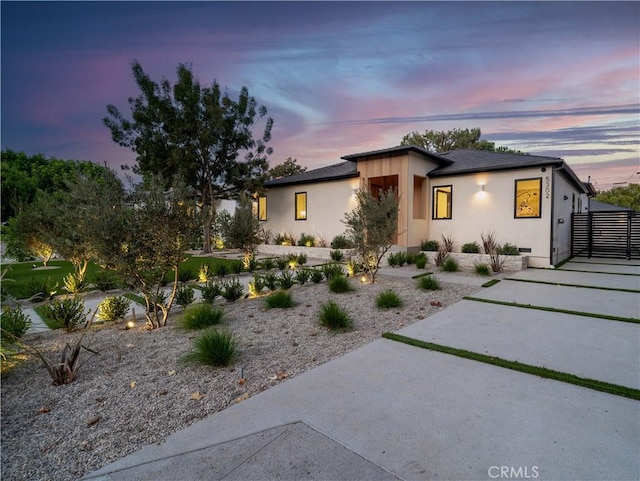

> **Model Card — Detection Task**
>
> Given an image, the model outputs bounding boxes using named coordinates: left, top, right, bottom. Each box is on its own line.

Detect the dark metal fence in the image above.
left=571, top=211, right=640, bottom=259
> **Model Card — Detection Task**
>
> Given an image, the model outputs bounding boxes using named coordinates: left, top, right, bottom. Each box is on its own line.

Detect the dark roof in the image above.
left=264, top=161, right=358, bottom=187
left=429, top=149, right=588, bottom=194
left=341, top=145, right=452, bottom=166
left=428, top=149, right=563, bottom=176
left=589, top=199, right=634, bottom=212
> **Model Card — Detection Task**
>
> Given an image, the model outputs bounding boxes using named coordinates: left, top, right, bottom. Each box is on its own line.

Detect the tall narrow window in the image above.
left=432, top=185, right=452, bottom=219
left=413, top=176, right=426, bottom=219
left=295, top=192, right=307, bottom=220
left=258, top=196, right=267, bottom=221
left=514, top=178, right=542, bottom=218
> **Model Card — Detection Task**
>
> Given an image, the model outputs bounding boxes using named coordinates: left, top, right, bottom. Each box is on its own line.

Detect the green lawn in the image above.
left=1, top=254, right=243, bottom=299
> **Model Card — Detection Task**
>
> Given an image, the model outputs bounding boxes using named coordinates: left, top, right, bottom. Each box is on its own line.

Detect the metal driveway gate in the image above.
left=571, top=211, right=640, bottom=259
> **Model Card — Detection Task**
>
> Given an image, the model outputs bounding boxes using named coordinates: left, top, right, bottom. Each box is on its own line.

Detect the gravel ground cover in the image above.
left=1, top=274, right=480, bottom=481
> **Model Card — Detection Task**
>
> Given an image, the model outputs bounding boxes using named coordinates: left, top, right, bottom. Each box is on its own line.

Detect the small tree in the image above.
left=3, top=193, right=56, bottom=264
left=92, top=173, right=199, bottom=329
left=223, top=194, right=261, bottom=267
left=343, top=186, right=399, bottom=283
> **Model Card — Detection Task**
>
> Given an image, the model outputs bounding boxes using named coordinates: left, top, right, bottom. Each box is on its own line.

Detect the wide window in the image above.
left=295, top=192, right=307, bottom=220
left=432, top=185, right=452, bottom=219
left=258, top=196, right=267, bottom=221
left=514, top=178, right=542, bottom=218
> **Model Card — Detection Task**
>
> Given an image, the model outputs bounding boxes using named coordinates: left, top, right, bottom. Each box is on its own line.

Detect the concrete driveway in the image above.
left=84, top=258, right=640, bottom=481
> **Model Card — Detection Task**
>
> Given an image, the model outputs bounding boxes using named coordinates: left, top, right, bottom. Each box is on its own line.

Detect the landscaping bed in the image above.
left=0, top=275, right=479, bottom=481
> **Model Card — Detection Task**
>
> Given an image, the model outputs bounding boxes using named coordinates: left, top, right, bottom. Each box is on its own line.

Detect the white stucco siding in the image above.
left=428, top=166, right=554, bottom=267
left=264, top=179, right=356, bottom=244
left=551, top=169, right=585, bottom=265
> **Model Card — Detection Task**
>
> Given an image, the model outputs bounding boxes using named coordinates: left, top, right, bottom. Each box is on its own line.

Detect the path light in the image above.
left=360, top=275, right=367, bottom=283
left=125, top=320, right=135, bottom=330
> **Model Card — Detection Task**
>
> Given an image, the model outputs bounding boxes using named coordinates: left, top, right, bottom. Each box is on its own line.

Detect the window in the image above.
left=432, top=185, right=452, bottom=219
left=514, top=178, right=542, bottom=218
left=295, top=192, right=307, bottom=220
left=258, top=196, right=267, bottom=221
left=413, top=176, right=426, bottom=219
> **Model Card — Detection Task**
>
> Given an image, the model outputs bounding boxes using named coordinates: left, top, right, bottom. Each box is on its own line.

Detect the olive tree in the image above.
left=92, top=174, right=198, bottom=328
left=223, top=194, right=261, bottom=267
left=343, top=186, right=399, bottom=283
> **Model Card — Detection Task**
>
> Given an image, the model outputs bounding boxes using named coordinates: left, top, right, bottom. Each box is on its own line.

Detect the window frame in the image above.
left=432, top=185, right=452, bottom=220
left=514, top=177, right=542, bottom=219
left=295, top=192, right=307, bottom=221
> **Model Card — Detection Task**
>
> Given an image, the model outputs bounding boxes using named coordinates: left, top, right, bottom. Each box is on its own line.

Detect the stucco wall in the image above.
left=263, top=178, right=356, bottom=245
left=427, top=166, right=553, bottom=268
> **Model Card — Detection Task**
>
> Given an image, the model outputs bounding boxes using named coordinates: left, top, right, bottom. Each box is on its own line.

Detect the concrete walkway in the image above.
left=80, top=260, right=639, bottom=480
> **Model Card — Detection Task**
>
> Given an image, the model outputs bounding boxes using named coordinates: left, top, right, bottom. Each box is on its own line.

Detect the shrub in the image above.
left=231, top=260, right=243, bottom=275
left=92, top=271, right=119, bottom=291
left=97, top=295, right=131, bottom=322
left=415, top=253, right=427, bottom=269
left=200, top=280, right=222, bottom=304
left=265, top=290, right=295, bottom=309
left=346, top=259, right=361, bottom=277
left=331, top=235, right=354, bottom=249
left=310, top=269, right=324, bottom=283
left=298, top=233, right=315, bottom=247
left=198, top=264, right=211, bottom=282
left=329, top=249, right=344, bottom=262
left=481, top=231, right=506, bottom=273
left=63, top=273, right=85, bottom=294
left=474, top=263, right=491, bottom=275
left=277, top=270, right=296, bottom=290
left=175, top=285, right=195, bottom=308
left=499, top=243, right=520, bottom=256
left=322, top=262, right=344, bottom=280
left=244, top=255, right=258, bottom=272
left=274, top=232, right=295, bottom=246
left=276, top=256, right=288, bottom=270
left=1, top=305, right=32, bottom=342
left=376, top=290, right=402, bottom=309
left=387, top=252, right=399, bottom=267
left=221, top=278, right=244, bottom=302
left=318, top=301, right=352, bottom=330
left=215, top=262, right=230, bottom=278
left=263, top=272, right=279, bottom=291
left=329, top=275, right=353, bottom=293
left=180, top=304, right=225, bottom=329
left=295, top=269, right=311, bottom=285
left=178, top=268, right=195, bottom=283
left=441, top=258, right=459, bottom=272
left=40, top=296, right=88, bottom=332
left=421, top=240, right=439, bottom=251
left=248, top=275, right=265, bottom=297
left=261, top=257, right=276, bottom=270
left=297, top=253, right=308, bottom=265
left=435, top=235, right=453, bottom=267
left=405, top=252, right=416, bottom=265
left=418, top=275, right=441, bottom=291
left=287, top=254, right=298, bottom=269
left=461, top=242, right=480, bottom=254
left=182, top=328, right=237, bottom=366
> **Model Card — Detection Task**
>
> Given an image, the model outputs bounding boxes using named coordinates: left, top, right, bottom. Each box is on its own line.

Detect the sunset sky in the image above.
left=2, top=1, right=639, bottom=190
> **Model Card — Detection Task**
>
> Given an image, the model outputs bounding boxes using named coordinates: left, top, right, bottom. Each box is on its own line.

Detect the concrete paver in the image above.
left=78, top=258, right=640, bottom=481
left=85, top=338, right=639, bottom=481
left=508, top=268, right=640, bottom=290
left=559, top=260, right=640, bottom=275
left=398, top=299, right=640, bottom=389
left=471, top=281, right=640, bottom=319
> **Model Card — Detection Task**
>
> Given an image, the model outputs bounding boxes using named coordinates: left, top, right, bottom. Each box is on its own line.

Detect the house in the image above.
left=262, top=146, right=592, bottom=268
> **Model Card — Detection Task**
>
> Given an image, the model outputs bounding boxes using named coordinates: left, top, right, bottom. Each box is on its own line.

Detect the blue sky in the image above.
left=2, top=1, right=639, bottom=190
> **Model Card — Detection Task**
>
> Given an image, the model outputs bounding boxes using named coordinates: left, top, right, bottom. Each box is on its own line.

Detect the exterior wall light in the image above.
left=478, top=185, right=485, bottom=192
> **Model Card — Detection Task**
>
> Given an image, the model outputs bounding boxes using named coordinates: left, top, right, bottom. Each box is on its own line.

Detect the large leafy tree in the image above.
left=343, top=186, right=399, bottom=284
left=103, top=61, right=274, bottom=253
left=268, top=157, right=307, bottom=178
left=595, top=184, right=640, bottom=211
left=400, top=127, right=523, bottom=154
left=0, top=149, right=106, bottom=222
